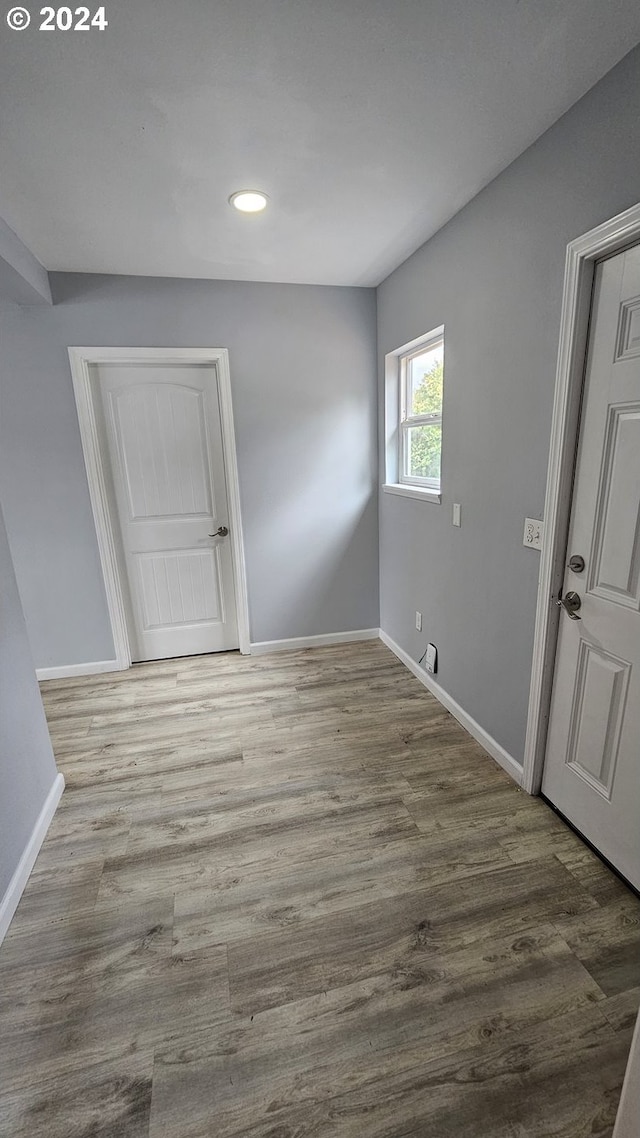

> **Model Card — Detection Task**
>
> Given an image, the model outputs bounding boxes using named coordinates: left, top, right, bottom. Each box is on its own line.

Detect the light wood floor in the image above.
left=1, top=641, right=639, bottom=1137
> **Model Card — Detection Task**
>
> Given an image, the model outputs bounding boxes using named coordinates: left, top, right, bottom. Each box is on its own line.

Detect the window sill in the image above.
left=382, top=483, right=441, bottom=504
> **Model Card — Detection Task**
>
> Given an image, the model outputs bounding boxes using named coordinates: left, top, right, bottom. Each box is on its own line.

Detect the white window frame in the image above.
left=383, top=325, right=444, bottom=504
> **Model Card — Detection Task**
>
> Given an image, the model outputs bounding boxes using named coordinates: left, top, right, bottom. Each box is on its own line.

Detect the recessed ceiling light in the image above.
left=229, top=190, right=268, bottom=213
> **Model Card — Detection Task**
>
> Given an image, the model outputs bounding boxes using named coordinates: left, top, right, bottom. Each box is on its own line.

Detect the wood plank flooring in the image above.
left=1, top=640, right=639, bottom=1137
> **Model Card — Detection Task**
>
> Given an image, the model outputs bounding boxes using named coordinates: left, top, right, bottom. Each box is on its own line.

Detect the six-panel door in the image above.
left=542, top=246, right=640, bottom=889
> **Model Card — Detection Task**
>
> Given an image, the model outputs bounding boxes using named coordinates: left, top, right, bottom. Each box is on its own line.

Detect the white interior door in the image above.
left=96, top=362, right=239, bottom=662
left=542, top=245, right=640, bottom=889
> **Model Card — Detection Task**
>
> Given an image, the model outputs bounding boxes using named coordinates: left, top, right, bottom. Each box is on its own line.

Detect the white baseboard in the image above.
left=0, top=772, right=65, bottom=945
left=250, top=628, right=380, bottom=656
left=36, top=659, right=122, bottom=681
left=379, top=630, right=523, bottom=787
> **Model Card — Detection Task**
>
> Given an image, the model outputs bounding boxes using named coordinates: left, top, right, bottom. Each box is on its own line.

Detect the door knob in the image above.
left=209, top=526, right=229, bottom=538
left=556, top=589, right=581, bottom=620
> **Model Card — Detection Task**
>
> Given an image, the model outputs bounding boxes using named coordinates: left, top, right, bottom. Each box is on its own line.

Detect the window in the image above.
left=384, top=326, right=444, bottom=502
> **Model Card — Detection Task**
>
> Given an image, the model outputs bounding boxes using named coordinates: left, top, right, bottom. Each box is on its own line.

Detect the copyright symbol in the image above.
left=7, top=6, right=30, bottom=28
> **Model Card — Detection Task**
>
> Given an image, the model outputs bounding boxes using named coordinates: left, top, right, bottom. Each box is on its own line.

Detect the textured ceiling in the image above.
left=1, top=0, right=639, bottom=285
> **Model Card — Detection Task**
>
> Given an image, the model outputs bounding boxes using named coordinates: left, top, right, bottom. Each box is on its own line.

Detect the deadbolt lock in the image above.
left=568, top=554, right=585, bottom=573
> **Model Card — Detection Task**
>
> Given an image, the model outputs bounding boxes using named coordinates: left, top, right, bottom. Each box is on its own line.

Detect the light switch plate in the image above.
left=452, top=503, right=461, bottom=527
left=523, top=518, right=543, bottom=550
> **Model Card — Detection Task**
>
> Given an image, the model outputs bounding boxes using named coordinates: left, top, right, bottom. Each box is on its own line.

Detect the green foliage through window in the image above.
left=406, top=357, right=443, bottom=480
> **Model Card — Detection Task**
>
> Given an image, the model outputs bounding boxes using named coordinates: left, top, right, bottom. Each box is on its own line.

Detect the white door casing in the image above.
left=69, top=347, right=250, bottom=667
left=541, top=246, right=640, bottom=889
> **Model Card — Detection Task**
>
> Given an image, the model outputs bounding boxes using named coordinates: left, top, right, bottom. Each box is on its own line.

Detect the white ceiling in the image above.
left=1, top=0, right=639, bottom=287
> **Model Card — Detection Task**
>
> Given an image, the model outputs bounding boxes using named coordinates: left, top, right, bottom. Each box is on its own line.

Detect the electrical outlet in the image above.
left=523, top=517, right=544, bottom=550
left=415, top=611, right=422, bottom=631
left=452, top=503, right=461, bottom=527
left=425, top=643, right=437, bottom=674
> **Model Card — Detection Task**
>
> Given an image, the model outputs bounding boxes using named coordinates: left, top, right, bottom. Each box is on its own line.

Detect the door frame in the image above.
left=69, top=346, right=251, bottom=668
left=522, top=202, right=640, bottom=794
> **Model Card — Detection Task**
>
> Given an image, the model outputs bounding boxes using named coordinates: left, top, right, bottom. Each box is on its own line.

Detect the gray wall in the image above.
left=0, top=215, right=51, bottom=306
left=0, top=278, right=378, bottom=667
left=377, top=44, right=640, bottom=764
left=0, top=500, right=58, bottom=899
